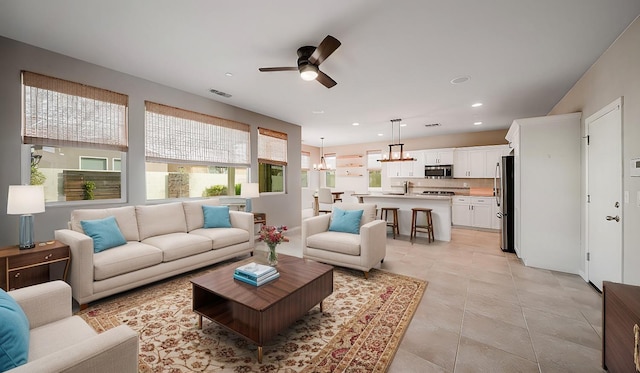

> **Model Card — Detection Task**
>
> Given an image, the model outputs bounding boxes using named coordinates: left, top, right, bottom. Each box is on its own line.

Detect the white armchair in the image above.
left=302, top=202, right=386, bottom=278
left=6, top=281, right=138, bottom=373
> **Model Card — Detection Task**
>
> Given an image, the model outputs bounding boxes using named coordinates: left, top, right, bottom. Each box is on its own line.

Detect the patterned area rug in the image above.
left=78, top=264, right=427, bottom=372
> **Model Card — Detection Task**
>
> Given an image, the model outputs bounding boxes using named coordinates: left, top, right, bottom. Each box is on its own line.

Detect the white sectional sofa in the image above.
left=55, top=199, right=254, bottom=307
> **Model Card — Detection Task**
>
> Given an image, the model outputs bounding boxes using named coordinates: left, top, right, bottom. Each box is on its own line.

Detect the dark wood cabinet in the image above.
left=0, top=241, right=70, bottom=291
left=603, top=281, right=640, bottom=372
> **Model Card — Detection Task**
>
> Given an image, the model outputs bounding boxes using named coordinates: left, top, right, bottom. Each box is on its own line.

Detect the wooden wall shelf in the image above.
left=337, top=155, right=363, bottom=159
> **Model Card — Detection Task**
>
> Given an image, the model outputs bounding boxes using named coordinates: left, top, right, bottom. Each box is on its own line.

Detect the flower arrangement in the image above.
left=258, top=225, right=289, bottom=246
left=258, top=225, right=288, bottom=265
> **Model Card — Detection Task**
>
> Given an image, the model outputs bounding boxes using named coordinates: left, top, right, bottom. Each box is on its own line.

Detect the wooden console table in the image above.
left=0, top=241, right=70, bottom=291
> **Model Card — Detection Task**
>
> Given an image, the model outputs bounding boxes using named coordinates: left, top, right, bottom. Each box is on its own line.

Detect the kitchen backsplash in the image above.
left=389, top=178, right=496, bottom=195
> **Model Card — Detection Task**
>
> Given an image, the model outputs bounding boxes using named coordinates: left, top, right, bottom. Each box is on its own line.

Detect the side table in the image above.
left=0, top=240, right=71, bottom=291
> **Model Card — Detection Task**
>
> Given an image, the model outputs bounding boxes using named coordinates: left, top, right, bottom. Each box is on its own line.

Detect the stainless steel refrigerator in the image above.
left=495, top=155, right=514, bottom=252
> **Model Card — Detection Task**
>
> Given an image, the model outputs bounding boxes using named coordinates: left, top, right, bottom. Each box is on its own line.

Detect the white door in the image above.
left=587, top=98, right=622, bottom=291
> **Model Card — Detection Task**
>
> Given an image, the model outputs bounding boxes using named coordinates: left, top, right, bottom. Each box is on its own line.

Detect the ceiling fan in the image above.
left=259, top=35, right=341, bottom=88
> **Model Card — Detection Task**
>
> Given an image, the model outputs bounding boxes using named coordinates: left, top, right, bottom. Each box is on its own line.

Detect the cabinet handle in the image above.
left=44, top=254, right=52, bottom=260
left=14, top=272, right=20, bottom=278
left=635, top=324, right=640, bottom=372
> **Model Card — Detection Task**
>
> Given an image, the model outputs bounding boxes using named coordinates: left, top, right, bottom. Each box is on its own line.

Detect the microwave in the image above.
left=425, top=165, right=453, bottom=179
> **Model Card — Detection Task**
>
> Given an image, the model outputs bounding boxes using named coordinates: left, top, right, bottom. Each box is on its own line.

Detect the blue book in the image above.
left=235, top=262, right=277, bottom=280
left=234, top=271, right=280, bottom=286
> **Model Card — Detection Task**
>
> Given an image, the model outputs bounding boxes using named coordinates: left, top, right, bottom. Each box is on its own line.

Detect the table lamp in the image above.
left=240, top=183, right=260, bottom=212
left=7, top=185, right=45, bottom=249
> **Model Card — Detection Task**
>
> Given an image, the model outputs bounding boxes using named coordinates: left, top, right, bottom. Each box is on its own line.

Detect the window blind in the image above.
left=301, top=151, right=311, bottom=170
left=367, top=150, right=382, bottom=169
left=258, top=127, right=288, bottom=166
left=145, top=101, right=250, bottom=165
left=22, top=71, right=128, bottom=151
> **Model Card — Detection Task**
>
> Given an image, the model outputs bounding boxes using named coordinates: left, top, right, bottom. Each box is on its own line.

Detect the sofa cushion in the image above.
left=142, top=233, right=212, bottom=262
left=80, top=216, right=127, bottom=253
left=333, top=202, right=377, bottom=226
left=306, top=231, right=361, bottom=256
left=0, top=289, right=29, bottom=371
left=203, top=205, right=232, bottom=228
left=28, top=315, right=97, bottom=361
left=183, top=199, right=221, bottom=232
left=190, top=228, right=250, bottom=249
left=136, top=203, right=187, bottom=241
left=93, top=242, right=163, bottom=281
left=329, top=208, right=364, bottom=234
left=71, top=206, right=140, bottom=241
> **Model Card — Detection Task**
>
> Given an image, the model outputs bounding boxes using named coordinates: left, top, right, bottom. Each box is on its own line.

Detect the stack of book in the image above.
left=233, top=262, right=280, bottom=286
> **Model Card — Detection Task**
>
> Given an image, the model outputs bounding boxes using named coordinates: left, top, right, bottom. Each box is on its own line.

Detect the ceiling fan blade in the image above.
left=308, top=35, right=341, bottom=66
left=316, top=70, right=337, bottom=88
left=258, top=67, right=298, bottom=72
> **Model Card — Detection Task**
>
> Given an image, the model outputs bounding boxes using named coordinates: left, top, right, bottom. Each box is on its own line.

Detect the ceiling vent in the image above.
left=424, top=123, right=441, bottom=127
left=209, top=89, right=232, bottom=98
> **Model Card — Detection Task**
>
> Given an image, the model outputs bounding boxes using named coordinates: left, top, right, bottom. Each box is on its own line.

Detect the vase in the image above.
left=266, top=243, right=278, bottom=266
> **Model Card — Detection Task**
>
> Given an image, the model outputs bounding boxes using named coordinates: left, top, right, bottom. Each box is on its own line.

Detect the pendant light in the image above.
left=313, top=137, right=329, bottom=170
left=379, top=119, right=416, bottom=162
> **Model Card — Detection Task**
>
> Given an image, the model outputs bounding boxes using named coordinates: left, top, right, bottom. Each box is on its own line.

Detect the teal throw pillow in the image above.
left=329, top=207, right=364, bottom=234
left=203, top=205, right=232, bottom=228
left=81, top=216, right=127, bottom=253
left=0, top=289, right=29, bottom=371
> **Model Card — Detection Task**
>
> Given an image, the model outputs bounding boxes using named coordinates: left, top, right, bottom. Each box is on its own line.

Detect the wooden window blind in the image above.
left=301, top=151, right=311, bottom=170
left=22, top=71, right=128, bottom=151
left=145, top=101, right=250, bottom=165
left=258, top=127, right=288, bottom=166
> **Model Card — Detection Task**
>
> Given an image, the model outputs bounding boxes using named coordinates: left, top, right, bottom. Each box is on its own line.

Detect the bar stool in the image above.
left=380, top=207, right=400, bottom=239
left=410, top=208, right=434, bottom=243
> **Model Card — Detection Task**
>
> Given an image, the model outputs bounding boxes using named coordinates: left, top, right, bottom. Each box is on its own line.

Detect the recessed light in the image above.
left=312, top=110, right=325, bottom=114
left=450, top=75, right=470, bottom=84
left=225, top=72, right=233, bottom=77
left=352, top=122, right=360, bottom=126
left=474, top=121, right=483, bottom=125
left=471, top=103, right=483, bottom=107
left=400, top=123, right=407, bottom=127
left=377, top=133, right=384, bottom=136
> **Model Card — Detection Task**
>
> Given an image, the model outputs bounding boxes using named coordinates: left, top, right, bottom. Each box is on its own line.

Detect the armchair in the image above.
left=302, top=202, right=386, bottom=278
left=6, top=281, right=138, bottom=373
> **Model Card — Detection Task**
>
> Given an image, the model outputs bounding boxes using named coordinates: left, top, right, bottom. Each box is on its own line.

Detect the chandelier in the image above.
left=313, top=137, right=329, bottom=170
left=379, top=119, right=416, bottom=162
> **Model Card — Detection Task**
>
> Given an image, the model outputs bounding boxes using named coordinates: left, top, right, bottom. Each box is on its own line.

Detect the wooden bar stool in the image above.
left=410, top=208, right=434, bottom=243
left=380, top=207, right=400, bottom=239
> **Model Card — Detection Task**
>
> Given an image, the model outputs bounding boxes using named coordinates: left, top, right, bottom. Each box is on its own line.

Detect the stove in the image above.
left=422, top=191, right=456, bottom=196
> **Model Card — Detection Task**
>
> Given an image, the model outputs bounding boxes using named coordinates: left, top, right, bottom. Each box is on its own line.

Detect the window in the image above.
left=112, top=158, right=121, bottom=171
left=301, top=151, right=310, bottom=188
left=22, top=71, right=128, bottom=203
left=367, top=150, right=382, bottom=189
left=144, top=101, right=250, bottom=200
left=80, top=157, right=108, bottom=171
left=258, top=128, right=287, bottom=193
left=324, top=154, right=336, bottom=188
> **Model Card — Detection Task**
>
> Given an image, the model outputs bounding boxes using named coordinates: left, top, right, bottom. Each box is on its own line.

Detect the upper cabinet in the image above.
left=424, top=148, right=454, bottom=165
left=386, top=151, right=423, bottom=178
left=454, top=145, right=510, bottom=178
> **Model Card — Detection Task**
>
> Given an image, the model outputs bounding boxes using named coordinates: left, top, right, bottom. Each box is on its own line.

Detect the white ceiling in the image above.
left=1, top=1, right=639, bottom=147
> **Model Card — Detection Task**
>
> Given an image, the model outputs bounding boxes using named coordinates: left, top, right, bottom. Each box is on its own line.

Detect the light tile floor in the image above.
left=276, top=227, right=604, bottom=373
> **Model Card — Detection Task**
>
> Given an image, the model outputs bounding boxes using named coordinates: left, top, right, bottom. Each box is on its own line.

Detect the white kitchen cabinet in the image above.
left=484, top=145, right=510, bottom=178
left=506, top=112, right=581, bottom=273
left=452, top=196, right=495, bottom=229
left=424, top=148, right=454, bottom=165
left=454, top=149, right=485, bottom=178
left=386, top=158, right=421, bottom=178
left=452, top=197, right=472, bottom=226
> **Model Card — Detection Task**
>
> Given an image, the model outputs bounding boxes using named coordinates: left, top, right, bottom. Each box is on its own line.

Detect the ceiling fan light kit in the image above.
left=259, top=35, right=341, bottom=88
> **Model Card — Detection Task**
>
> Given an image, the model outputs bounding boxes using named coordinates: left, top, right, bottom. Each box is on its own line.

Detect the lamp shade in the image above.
left=7, top=185, right=45, bottom=215
left=240, top=183, right=260, bottom=198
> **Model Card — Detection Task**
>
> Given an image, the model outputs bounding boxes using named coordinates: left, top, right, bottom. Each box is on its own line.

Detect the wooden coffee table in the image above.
left=191, top=254, right=333, bottom=363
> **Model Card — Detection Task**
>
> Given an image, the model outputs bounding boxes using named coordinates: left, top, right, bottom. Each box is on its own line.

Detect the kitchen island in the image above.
left=357, top=194, right=452, bottom=242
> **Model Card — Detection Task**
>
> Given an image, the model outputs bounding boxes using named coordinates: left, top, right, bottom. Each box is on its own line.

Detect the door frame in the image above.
left=583, top=97, right=623, bottom=284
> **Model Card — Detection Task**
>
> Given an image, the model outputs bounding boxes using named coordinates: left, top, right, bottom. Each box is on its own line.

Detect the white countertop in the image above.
left=357, top=194, right=452, bottom=201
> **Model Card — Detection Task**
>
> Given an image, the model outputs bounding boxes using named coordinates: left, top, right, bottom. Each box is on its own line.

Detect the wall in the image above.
left=548, top=16, right=640, bottom=284
left=0, top=36, right=302, bottom=247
